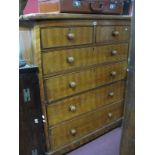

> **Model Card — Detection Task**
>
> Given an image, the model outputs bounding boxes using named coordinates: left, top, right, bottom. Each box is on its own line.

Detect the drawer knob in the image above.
left=112, top=31, right=119, bottom=36
left=67, top=56, right=75, bottom=63
left=70, top=129, right=77, bottom=136
left=67, top=33, right=75, bottom=40
left=111, top=71, right=117, bottom=76
left=69, top=81, right=76, bottom=88
left=69, top=105, right=76, bottom=112
left=109, top=92, right=114, bottom=97
left=111, top=50, right=117, bottom=55
left=108, top=112, right=113, bottom=118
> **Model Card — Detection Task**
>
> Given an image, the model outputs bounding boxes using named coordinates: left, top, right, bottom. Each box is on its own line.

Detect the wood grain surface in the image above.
left=19, top=13, right=131, bottom=21
left=19, top=27, right=34, bottom=64
left=47, top=80, right=125, bottom=126
left=19, top=15, right=131, bottom=154
left=46, top=119, right=122, bottom=155
left=42, top=43, right=128, bottom=75
left=96, top=26, right=130, bottom=43
left=41, top=26, right=93, bottom=49
left=45, top=62, right=127, bottom=102
left=50, top=101, right=123, bottom=150
left=120, top=3, right=135, bottom=155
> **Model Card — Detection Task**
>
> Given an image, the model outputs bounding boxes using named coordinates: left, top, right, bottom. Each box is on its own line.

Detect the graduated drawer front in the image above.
left=41, top=26, right=93, bottom=49
left=45, top=62, right=127, bottom=102
left=42, top=43, right=128, bottom=75
left=50, top=101, right=123, bottom=150
left=47, top=81, right=125, bottom=126
left=96, top=26, right=130, bottom=43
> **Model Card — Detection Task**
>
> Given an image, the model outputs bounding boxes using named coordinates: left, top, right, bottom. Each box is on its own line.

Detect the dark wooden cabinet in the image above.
left=19, top=66, right=45, bottom=155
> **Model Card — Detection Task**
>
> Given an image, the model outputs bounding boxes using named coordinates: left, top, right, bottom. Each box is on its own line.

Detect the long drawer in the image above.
left=44, top=62, right=127, bottom=102
left=50, top=101, right=123, bottom=150
left=41, top=26, right=93, bottom=49
left=42, top=43, right=128, bottom=75
left=96, top=26, right=130, bottom=43
left=47, top=81, right=125, bottom=126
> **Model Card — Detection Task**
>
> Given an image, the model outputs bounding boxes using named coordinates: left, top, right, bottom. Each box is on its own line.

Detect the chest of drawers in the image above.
left=20, top=13, right=131, bottom=155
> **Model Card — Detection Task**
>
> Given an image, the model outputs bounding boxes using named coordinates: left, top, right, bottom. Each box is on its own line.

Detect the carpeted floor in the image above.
left=66, top=127, right=122, bottom=155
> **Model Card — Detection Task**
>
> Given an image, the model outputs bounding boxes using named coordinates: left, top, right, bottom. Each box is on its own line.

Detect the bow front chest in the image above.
left=20, top=13, right=131, bottom=155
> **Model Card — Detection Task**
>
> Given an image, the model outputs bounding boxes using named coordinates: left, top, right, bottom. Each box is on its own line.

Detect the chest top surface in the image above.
left=20, top=13, right=131, bottom=21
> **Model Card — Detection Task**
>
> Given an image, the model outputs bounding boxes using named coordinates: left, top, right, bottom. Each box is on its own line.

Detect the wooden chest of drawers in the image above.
left=20, top=13, right=131, bottom=155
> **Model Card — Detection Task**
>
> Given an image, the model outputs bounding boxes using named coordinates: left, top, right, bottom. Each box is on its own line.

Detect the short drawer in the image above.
left=47, top=81, right=125, bottom=126
left=44, top=62, right=127, bottom=102
left=96, top=26, right=130, bottom=43
left=42, top=43, right=128, bottom=75
left=50, top=101, right=123, bottom=150
left=41, top=26, right=93, bottom=49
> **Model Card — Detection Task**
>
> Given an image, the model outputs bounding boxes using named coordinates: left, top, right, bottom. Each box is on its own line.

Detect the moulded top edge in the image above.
left=19, top=13, right=132, bottom=21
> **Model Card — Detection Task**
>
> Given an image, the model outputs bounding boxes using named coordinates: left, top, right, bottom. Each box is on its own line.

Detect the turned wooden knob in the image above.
left=112, top=31, right=119, bottom=36
left=67, top=56, right=75, bottom=63
left=108, top=112, right=113, bottom=118
left=111, top=50, right=117, bottom=55
left=70, top=129, right=77, bottom=136
left=67, top=33, right=75, bottom=40
left=109, top=92, right=114, bottom=97
left=69, top=81, right=76, bottom=88
left=69, top=105, right=76, bottom=112
left=111, top=71, right=117, bottom=76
